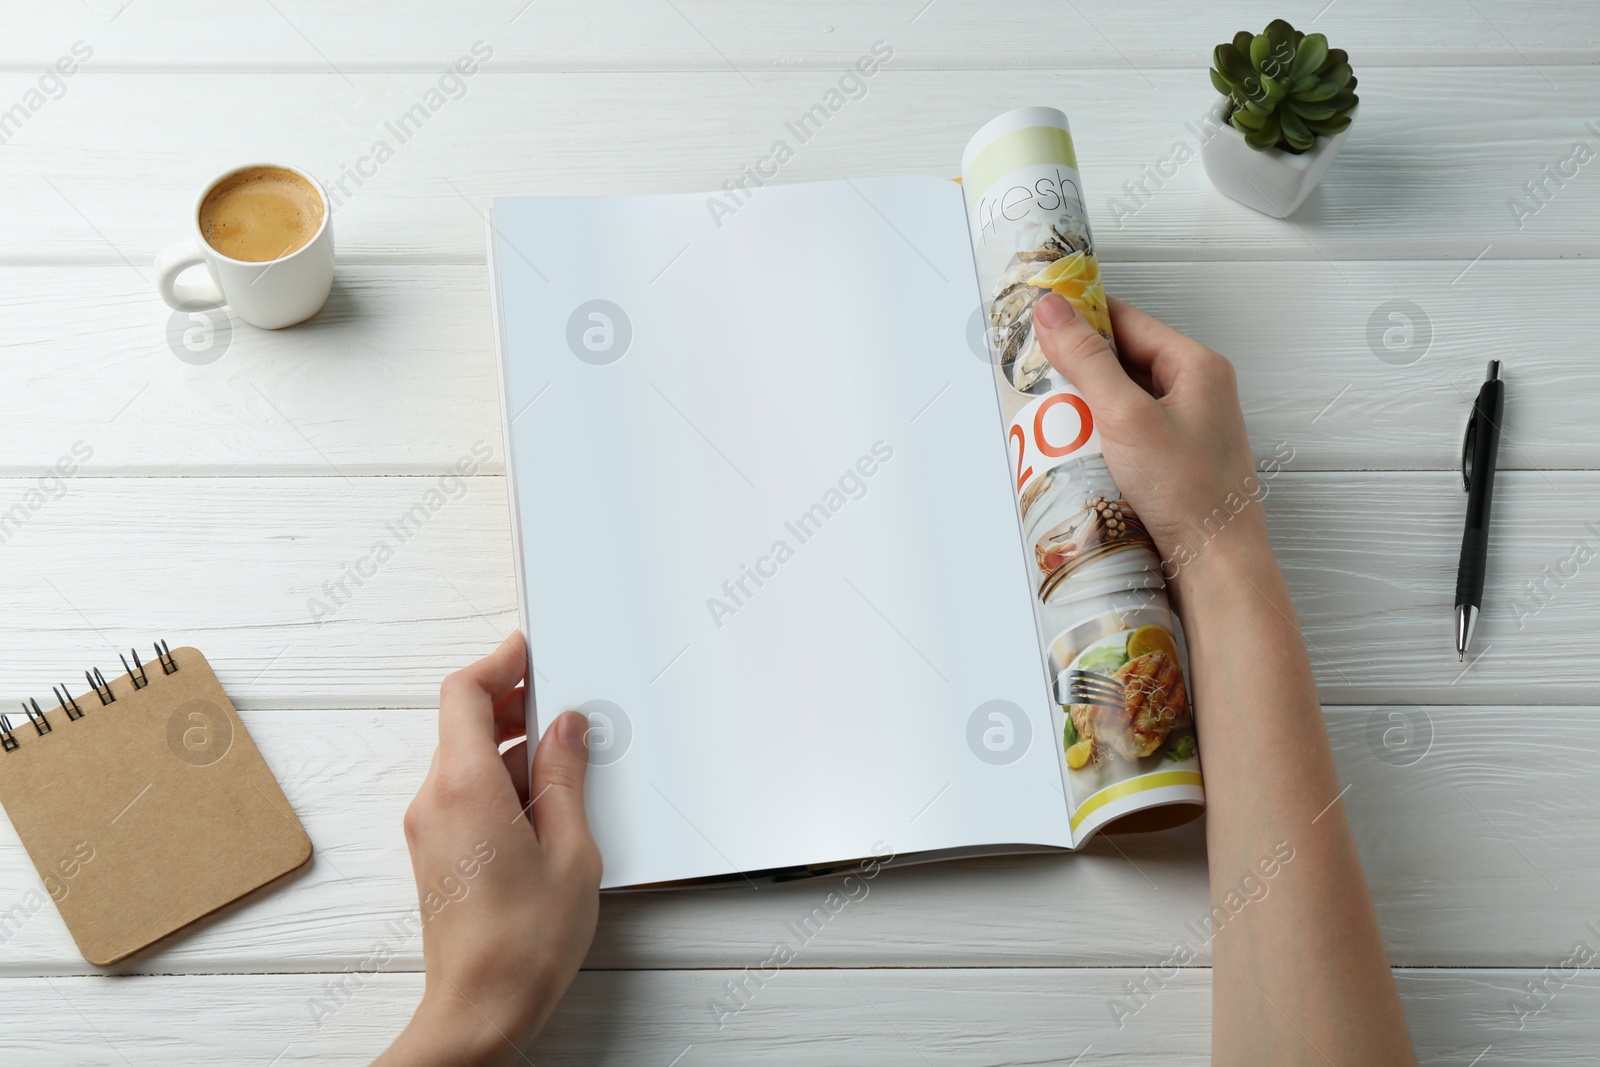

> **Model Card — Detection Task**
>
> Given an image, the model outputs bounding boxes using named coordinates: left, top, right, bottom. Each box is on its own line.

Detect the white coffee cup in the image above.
left=154, top=162, right=334, bottom=330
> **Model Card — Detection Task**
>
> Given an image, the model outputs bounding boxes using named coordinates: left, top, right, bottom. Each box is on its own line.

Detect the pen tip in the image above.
left=1458, top=650, right=1465, bottom=662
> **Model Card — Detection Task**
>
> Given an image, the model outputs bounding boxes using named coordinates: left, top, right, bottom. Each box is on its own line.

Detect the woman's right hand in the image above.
left=1033, top=293, right=1416, bottom=1065
left=1031, top=292, right=1275, bottom=594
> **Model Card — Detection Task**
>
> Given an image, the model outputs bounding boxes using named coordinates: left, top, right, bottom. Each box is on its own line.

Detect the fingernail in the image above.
left=1034, top=292, right=1075, bottom=329
left=558, top=712, right=588, bottom=755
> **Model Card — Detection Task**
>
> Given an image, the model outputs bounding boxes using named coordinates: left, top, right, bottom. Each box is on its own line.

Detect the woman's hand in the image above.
left=1032, top=292, right=1271, bottom=597
left=1034, top=292, right=1415, bottom=1063
left=375, top=632, right=601, bottom=1067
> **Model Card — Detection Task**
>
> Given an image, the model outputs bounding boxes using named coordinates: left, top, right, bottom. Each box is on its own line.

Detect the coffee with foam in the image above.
left=199, top=166, right=325, bottom=263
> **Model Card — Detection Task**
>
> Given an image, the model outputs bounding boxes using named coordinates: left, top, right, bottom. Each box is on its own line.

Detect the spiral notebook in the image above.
left=0, top=643, right=312, bottom=965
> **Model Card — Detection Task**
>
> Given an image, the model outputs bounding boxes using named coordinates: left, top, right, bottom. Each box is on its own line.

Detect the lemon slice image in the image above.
left=1076, top=278, right=1112, bottom=336
left=1127, top=624, right=1179, bottom=663
left=1026, top=251, right=1092, bottom=288
left=1026, top=254, right=1112, bottom=337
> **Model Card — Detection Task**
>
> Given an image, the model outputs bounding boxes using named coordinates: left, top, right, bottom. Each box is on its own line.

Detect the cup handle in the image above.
left=154, top=241, right=224, bottom=310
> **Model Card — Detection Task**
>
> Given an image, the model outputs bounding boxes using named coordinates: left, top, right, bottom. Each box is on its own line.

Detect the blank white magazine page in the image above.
left=493, top=176, right=1069, bottom=888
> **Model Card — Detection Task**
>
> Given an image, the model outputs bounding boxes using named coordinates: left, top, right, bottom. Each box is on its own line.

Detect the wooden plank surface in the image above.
left=4, top=0, right=1597, bottom=70
left=1, top=0, right=1595, bottom=1059
left=0, top=69, right=1594, bottom=264
left=0, top=472, right=1592, bottom=706
left=1, top=968, right=1593, bottom=1065
left=0, top=261, right=1592, bottom=476
left=0, top=705, right=1591, bottom=974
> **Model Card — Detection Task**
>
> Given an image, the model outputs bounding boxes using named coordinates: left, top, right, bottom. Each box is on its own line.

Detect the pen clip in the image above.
left=1461, top=406, right=1478, bottom=492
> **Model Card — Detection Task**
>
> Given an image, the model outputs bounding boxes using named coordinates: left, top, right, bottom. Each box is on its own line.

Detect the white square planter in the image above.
left=1199, top=97, right=1357, bottom=218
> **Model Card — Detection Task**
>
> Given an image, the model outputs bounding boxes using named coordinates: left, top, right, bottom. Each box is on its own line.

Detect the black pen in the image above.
left=1455, top=360, right=1504, bottom=661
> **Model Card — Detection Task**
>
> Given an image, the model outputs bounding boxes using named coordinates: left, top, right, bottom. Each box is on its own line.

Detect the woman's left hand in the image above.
left=375, top=631, right=601, bottom=1067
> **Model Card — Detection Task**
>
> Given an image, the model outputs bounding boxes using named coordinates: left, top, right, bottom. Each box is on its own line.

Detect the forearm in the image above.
left=1179, top=535, right=1415, bottom=1066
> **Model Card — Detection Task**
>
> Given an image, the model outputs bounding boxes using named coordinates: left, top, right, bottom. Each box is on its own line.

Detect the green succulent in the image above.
left=1209, top=19, right=1359, bottom=153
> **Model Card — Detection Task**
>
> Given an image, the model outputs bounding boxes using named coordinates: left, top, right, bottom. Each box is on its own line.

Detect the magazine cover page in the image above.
left=962, top=107, right=1205, bottom=842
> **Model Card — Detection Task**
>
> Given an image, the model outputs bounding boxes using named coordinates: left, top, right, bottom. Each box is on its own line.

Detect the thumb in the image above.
left=1033, top=293, right=1151, bottom=420
left=529, top=711, right=598, bottom=862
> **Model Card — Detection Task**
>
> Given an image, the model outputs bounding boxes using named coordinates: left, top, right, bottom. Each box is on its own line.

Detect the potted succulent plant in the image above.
left=1200, top=19, right=1359, bottom=217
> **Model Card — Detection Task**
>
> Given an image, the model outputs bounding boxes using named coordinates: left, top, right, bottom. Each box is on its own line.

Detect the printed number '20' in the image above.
left=1011, top=392, right=1094, bottom=491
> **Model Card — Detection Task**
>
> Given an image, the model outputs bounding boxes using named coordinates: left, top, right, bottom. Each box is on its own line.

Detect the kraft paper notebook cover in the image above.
left=0, top=643, right=312, bottom=965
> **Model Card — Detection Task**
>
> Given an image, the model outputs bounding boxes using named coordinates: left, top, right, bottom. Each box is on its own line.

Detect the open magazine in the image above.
left=488, top=106, right=1203, bottom=890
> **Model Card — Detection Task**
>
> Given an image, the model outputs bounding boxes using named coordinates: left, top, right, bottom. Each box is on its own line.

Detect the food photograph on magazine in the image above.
left=964, top=108, right=1203, bottom=838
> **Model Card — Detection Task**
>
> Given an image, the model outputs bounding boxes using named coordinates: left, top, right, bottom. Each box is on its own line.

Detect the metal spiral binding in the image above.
left=85, top=667, right=115, bottom=705
left=4, top=641, right=179, bottom=754
left=22, top=698, right=50, bottom=736
left=54, top=685, right=84, bottom=721
left=121, top=649, right=150, bottom=690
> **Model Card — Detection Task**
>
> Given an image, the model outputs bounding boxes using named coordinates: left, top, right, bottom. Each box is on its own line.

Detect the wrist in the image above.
left=381, top=987, right=536, bottom=1067
left=1166, top=525, right=1280, bottom=613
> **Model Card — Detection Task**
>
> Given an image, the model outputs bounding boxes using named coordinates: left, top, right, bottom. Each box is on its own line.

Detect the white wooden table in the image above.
left=2, top=2, right=1597, bottom=1062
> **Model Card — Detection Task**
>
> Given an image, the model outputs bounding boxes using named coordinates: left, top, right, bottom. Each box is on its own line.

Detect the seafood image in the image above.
left=1064, top=626, right=1195, bottom=769
left=985, top=204, right=1111, bottom=394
